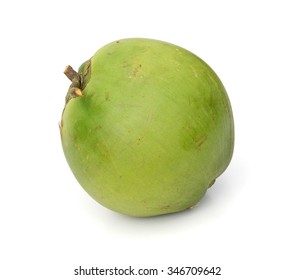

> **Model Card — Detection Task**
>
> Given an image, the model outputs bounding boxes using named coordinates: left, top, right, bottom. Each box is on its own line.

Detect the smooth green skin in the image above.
left=61, top=38, right=234, bottom=217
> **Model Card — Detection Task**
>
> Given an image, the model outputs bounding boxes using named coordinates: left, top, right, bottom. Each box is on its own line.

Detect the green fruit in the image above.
left=60, top=38, right=234, bottom=217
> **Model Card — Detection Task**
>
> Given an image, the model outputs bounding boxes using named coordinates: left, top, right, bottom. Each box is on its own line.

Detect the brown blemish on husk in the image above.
left=104, top=91, right=110, bottom=101
left=195, top=134, right=207, bottom=150
left=131, top=64, right=142, bottom=78
left=79, top=60, right=92, bottom=89
left=208, top=179, right=216, bottom=188
left=59, top=119, right=64, bottom=138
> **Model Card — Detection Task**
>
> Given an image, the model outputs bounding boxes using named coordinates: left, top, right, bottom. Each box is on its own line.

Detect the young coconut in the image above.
left=60, top=38, right=234, bottom=217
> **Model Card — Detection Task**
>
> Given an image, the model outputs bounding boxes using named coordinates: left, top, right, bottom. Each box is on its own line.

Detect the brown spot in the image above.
left=131, top=64, right=142, bottom=78
left=104, top=91, right=109, bottom=101
left=195, top=135, right=207, bottom=149
left=208, top=179, right=216, bottom=188
left=122, top=63, right=129, bottom=68
left=161, top=205, right=170, bottom=210
left=59, top=119, right=64, bottom=138
left=84, top=61, right=91, bottom=76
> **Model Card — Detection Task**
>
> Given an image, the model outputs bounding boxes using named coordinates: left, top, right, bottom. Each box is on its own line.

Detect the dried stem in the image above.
left=64, top=65, right=81, bottom=88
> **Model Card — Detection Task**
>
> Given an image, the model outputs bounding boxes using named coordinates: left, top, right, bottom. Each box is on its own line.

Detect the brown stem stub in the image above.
left=64, top=65, right=81, bottom=88
left=64, top=65, right=77, bottom=81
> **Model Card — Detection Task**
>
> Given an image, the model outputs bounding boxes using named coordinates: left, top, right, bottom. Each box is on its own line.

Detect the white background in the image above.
left=1, top=0, right=294, bottom=279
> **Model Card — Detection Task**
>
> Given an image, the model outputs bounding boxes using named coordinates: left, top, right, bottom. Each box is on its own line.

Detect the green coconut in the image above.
left=60, top=38, right=234, bottom=217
